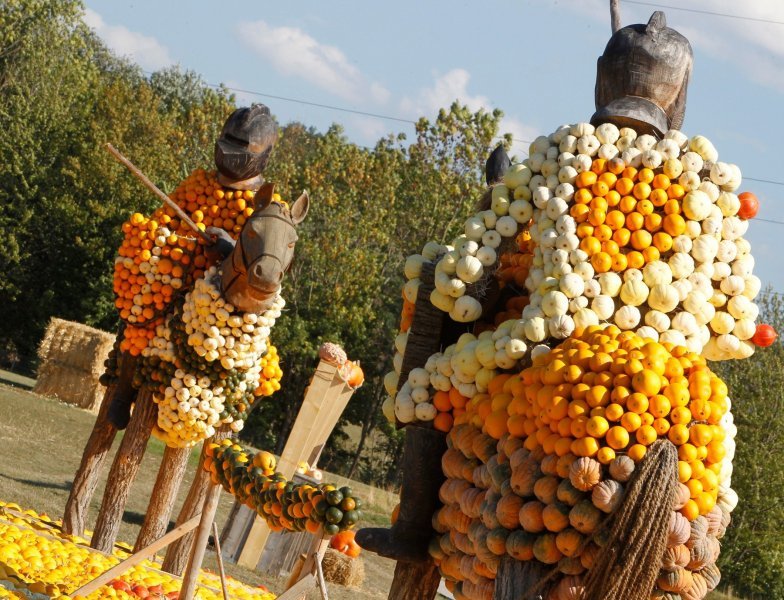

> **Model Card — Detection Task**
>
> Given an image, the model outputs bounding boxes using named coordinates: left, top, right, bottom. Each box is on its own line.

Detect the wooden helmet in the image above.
left=214, top=103, right=279, bottom=190
left=592, top=11, right=693, bottom=136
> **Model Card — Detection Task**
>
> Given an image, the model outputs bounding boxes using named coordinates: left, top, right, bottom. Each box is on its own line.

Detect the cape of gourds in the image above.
left=383, top=123, right=775, bottom=600
left=103, top=170, right=285, bottom=448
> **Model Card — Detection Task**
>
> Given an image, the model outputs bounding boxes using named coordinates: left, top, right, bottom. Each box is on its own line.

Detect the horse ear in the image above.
left=485, top=144, right=510, bottom=186
left=254, top=182, right=275, bottom=210
left=290, top=190, right=309, bottom=225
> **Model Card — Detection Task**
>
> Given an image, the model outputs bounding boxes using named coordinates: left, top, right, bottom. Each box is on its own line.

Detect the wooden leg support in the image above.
left=91, top=388, right=157, bottom=553
left=62, top=383, right=118, bottom=536
left=134, top=444, right=191, bottom=552
left=388, top=560, right=441, bottom=600
left=180, top=482, right=222, bottom=600
left=162, top=427, right=232, bottom=575
left=492, top=555, right=551, bottom=600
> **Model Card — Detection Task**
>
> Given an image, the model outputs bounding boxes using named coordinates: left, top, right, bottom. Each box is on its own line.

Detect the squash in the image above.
left=673, top=483, right=691, bottom=510
left=569, top=500, right=603, bottom=534
left=737, top=191, right=759, bottom=219
left=705, top=506, right=723, bottom=535
left=661, top=544, right=690, bottom=571
left=533, top=533, right=563, bottom=564
left=650, top=590, right=683, bottom=600
left=569, top=457, right=602, bottom=491
left=591, top=480, right=624, bottom=514
left=473, top=433, right=499, bottom=464
left=519, top=500, right=546, bottom=533
left=541, top=454, right=560, bottom=476
left=580, top=542, right=600, bottom=570
left=496, top=492, right=525, bottom=530
left=668, top=512, right=691, bottom=547
left=752, top=323, right=778, bottom=347
left=557, top=479, right=585, bottom=507
left=557, top=453, right=577, bottom=479
left=485, top=527, right=509, bottom=557
left=550, top=575, right=585, bottom=600
left=686, top=516, right=708, bottom=549
left=657, top=568, right=694, bottom=593
left=687, top=537, right=711, bottom=571
left=608, top=455, right=635, bottom=482
left=555, top=527, right=585, bottom=558
left=534, top=476, right=561, bottom=505
left=543, top=502, right=571, bottom=532
left=511, top=456, right=541, bottom=497
left=506, top=530, right=536, bottom=561
left=682, top=573, right=708, bottom=600
left=557, top=557, right=586, bottom=576
left=700, top=563, right=721, bottom=591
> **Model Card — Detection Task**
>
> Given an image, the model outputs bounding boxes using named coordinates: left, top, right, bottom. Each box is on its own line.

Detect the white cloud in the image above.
left=237, top=20, right=389, bottom=104
left=82, top=8, right=173, bottom=71
left=400, top=68, right=539, bottom=156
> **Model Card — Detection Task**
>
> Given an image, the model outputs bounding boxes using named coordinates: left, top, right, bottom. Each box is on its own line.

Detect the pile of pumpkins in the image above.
left=384, top=123, right=775, bottom=599
left=105, top=169, right=291, bottom=448
left=0, top=501, right=277, bottom=599
left=204, top=440, right=363, bottom=536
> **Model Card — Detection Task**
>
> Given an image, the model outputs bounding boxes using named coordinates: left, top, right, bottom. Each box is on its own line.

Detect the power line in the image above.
left=622, top=0, right=784, bottom=26
left=754, top=218, right=784, bottom=226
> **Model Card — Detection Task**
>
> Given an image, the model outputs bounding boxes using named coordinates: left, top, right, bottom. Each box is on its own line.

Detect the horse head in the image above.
left=221, top=182, right=309, bottom=313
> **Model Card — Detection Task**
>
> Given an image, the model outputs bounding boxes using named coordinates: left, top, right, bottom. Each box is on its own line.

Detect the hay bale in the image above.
left=33, top=318, right=115, bottom=412
left=321, top=548, right=365, bottom=587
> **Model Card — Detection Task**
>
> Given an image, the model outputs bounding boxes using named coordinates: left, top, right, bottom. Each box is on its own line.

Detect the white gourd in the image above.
left=572, top=154, right=592, bottom=173
left=636, top=326, right=659, bottom=341
left=548, top=314, right=575, bottom=339
left=505, top=338, right=528, bottom=360
left=671, top=278, right=693, bottom=301
left=573, top=261, right=595, bottom=282
left=622, top=147, right=643, bottom=167
left=656, top=138, right=680, bottom=160
left=672, top=312, right=698, bottom=336
left=663, top=157, right=683, bottom=179
left=556, top=182, right=575, bottom=201
left=445, top=278, right=467, bottom=299
left=476, top=246, right=497, bottom=268
left=595, top=122, right=620, bottom=144
left=584, top=279, right=601, bottom=298
left=689, top=135, right=719, bottom=162
left=659, top=329, right=687, bottom=347
left=669, top=253, right=695, bottom=279
left=491, top=185, right=510, bottom=215
left=504, top=164, right=533, bottom=189
left=679, top=171, right=701, bottom=191
left=717, top=334, right=741, bottom=354
left=699, top=180, right=720, bottom=202
left=620, top=279, right=649, bottom=306
left=457, top=239, right=479, bottom=257
left=591, top=295, right=616, bottom=321
left=665, top=128, right=688, bottom=148
left=615, top=135, right=635, bottom=152
left=411, top=386, right=429, bottom=404
left=743, top=275, right=762, bottom=300
left=642, top=261, right=673, bottom=286
left=635, top=134, right=657, bottom=151
left=599, top=272, right=623, bottom=297
left=574, top=308, right=599, bottom=329
left=415, top=402, right=437, bottom=422
left=641, top=149, right=663, bottom=169
left=728, top=295, right=758, bottom=320
left=404, top=255, right=425, bottom=280
left=672, top=235, right=692, bottom=254
left=683, top=190, right=712, bottom=221
left=680, top=151, right=703, bottom=173
left=524, top=317, right=548, bottom=342
left=615, top=305, right=641, bottom=330
left=711, top=312, right=735, bottom=335
left=598, top=143, right=619, bottom=160
left=482, top=229, right=502, bottom=249
left=450, top=296, right=483, bottom=323
left=722, top=217, right=747, bottom=240
left=438, top=250, right=459, bottom=275
left=496, top=215, right=518, bottom=237
left=509, top=199, right=533, bottom=224
left=716, top=240, right=737, bottom=263
left=403, top=279, right=420, bottom=303
left=430, top=289, right=455, bottom=312
left=645, top=310, right=671, bottom=333
left=732, top=255, right=755, bottom=278
left=383, top=371, right=399, bottom=395
left=577, top=134, right=600, bottom=156
left=648, top=285, right=679, bottom=313
left=464, top=217, right=486, bottom=241
left=456, top=256, right=484, bottom=283
left=422, top=241, right=444, bottom=261
left=560, top=273, right=585, bottom=298
left=733, top=318, right=756, bottom=341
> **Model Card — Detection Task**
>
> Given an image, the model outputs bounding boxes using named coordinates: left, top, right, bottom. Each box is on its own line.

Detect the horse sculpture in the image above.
left=62, top=104, right=309, bottom=572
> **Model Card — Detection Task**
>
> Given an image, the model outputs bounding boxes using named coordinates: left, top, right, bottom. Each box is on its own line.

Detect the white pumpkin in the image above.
left=732, top=255, right=755, bottom=278
left=573, top=261, right=595, bottom=282
left=645, top=310, right=671, bottom=333
left=395, top=395, right=416, bottom=423
left=382, top=396, right=396, bottom=423
left=591, top=295, right=616, bottom=321
left=635, top=134, right=657, bottom=151
left=622, top=147, right=643, bottom=167
left=524, top=317, right=548, bottom=342
left=728, top=295, right=758, bottom=320
left=569, top=295, right=589, bottom=312
left=411, top=386, right=430, bottom=404
left=648, top=285, right=679, bottom=313
left=450, top=296, right=483, bottom=323
left=620, top=279, right=649, bottom=307
left=665, top=128, right=688, bottom=148
left=711, top=312, right=735, bottom=335
left=482, top=229, right=502, bottom=249
left=456, top=256, right=484, bottom=283
left=689, top=135, right=719, bottom=162
left=491, top=185, right=510, bottom=215
left=716, top=191, right=740, bottom=217
left=572, top=154, right=592, bottom=173
left=642, top=261, right=673, bottom=286
left=384, top=371, right=399, bottom=396
left=415, top=402, right=437, bottom=422
left=556, top=182, right=575, bottom=201
left=678, top=171, right=701, bottom=192
left=683, top=190, right=712, bottom=221
left=514, top=184, right=532, bottom=201
left=663, top=157, right=684, bottom=179
left=636, top=326, right=659, bottom=341
left=742, top=275, right=762, bottom=300
left=669, top=253, right=695, bottom=279
left=722, top=216, right=747, bottom=240
left=476, top=246, right=497, bottom=268
left=403, top=279, right=420, bottom=304
left=615, top=135, right=635, bottom=152
left=717, top=334, right=741, bottom=355
left=659, top=329, right=687, bottom=347
left=641, top=149, right=663, bottom=169
left=596, top=122, right=620, bottom=144
left=699, top=180, right=720, bottom=202
left=574, top=307, right=599, bottom=329
left=437, top=250, right=459, bottom=275
left=457, top=239, right=479, bottom=257
left=680, top=151, right=704, bottom=173
left=496, top=215, right=519, bottom=238
left=672, top=235, right=692, bottom=254
left=504, top=338, right=528, bottom=360
left=615, top=305, right=641, bottom=330
left=530, top=344, right=552, bottom=360
left=504, top=164, right=533, bottom=189
left=430, top=289, right=455, bottom=312
left=560, top=273, right=585, bottom=299
left=404, top=254, right=425, bottom=280
left=549, top=314, right=576, bottom=339
left=692, top=235, right=720, bottom=263
left=421, top=241, right=444, bottom=261
left=584, top=279, right=601, bottom=298
left=509, top=199, right=533, bottom=224
left=656, top=138, right=680, bottom=160
left=720, top=275, right=746, bottom=297
left=716, top=240, right=738, bottom=263
left=599, top=272, right=623, bottom=297
left=577, top=134, right=600, bottom=156
left=542, top=290, right=569, bottom=317
left=671, top=278, right=693, bottom=301
left=671, top=312, right=699, bottom=336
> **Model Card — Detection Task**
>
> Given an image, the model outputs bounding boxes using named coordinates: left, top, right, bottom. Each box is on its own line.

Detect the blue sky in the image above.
left=83, top=0, right=783, bottom=293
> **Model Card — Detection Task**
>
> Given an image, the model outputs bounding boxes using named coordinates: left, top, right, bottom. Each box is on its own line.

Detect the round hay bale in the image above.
left=321, top=548, right=365, bottom=587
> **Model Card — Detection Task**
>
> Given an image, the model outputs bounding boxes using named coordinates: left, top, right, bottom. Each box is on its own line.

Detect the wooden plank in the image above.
left=492, top=555, right=550, bottom=600
left=237, top=361, right=345, bottom=568
left=275, top=573, right=316, bottom=600
left=71, top=515, right=201, bottom=597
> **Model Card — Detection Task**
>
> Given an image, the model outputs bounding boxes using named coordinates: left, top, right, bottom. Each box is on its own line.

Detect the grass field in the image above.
left=0, top=380, right=742, bottom=599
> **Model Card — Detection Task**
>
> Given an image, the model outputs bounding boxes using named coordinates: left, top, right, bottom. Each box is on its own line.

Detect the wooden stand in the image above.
left=492, top=556, right=550, bottom=600
left=222, top=359, right=355, bottom=568
left=91, top=387, right=157, bottom=552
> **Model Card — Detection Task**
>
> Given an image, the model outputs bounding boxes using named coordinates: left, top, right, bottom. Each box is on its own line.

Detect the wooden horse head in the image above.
left=221, top=183, right=309, bottom=313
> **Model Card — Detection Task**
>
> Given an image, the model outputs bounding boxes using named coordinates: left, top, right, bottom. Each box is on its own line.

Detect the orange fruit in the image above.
left=606, top=426, right=630, bottom=450
left=668, top=423, right=689, bottom=445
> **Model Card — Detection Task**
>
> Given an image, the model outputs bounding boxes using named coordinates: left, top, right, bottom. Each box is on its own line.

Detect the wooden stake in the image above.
left=180, top=482, right=222, bottom=599
left=610, top=0, right=622, bottom=33
left=212, top=522, right=229, bottom=600
left=105, top=143, right=211, bottom=244
left=71, top=515, right=201, bottom=597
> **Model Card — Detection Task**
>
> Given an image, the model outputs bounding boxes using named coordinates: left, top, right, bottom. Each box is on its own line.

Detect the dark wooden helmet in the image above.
left=214, top=104, right=279, bottom=190
left=592, top=11, right=693, bottom=136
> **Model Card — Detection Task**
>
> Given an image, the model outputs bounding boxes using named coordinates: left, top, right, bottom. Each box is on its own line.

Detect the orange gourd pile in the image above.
left=114, top=169, right=257, bottom=355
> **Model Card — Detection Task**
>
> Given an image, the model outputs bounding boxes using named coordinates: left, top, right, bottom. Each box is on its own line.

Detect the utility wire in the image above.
left=622, top=0, right=784, bottom=26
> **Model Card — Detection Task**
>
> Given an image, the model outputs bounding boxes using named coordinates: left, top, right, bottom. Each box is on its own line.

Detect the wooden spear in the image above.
left=105, top=143, right=212, bottom=244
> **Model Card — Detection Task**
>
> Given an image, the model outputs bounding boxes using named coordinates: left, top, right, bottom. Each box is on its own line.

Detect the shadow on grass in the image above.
left=1, top=473, right=72, bottom=491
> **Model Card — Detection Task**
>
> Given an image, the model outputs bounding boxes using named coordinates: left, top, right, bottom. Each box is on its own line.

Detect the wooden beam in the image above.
left=275, top=574, right=317, bottom=600
left=212, top=522, right=230, bottom=600
left=610, top=0, right=622, bottom=33
left=70, top=515, right=201, bottom=597
left=180, top=483, right=222, bottom=599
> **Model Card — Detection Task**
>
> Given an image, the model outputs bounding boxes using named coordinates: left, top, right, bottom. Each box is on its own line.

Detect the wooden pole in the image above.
left=388, top=560, right=441, bottom=600
left=212, top=522, right=230, bottom=600
left=492, top=555, right=551, bottom=600
left=62, top=383, right=118, bottom=536
left=71, top=515, right=201, bottom=597
left=134, top=445, right=192, bottom=552
left=610, top=0, right=622, bottom=33
left=180, top=482, right=222, bottom=600
left=91, top=388, right=158, bottom=553
left=162, top=427, right=232, bottom=575
left=105, top=143, right=211, bottom=244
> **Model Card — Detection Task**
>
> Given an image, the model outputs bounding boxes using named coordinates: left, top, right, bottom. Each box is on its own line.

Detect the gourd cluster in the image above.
left=143, top=266, right=284, bottom=448
left=430, top=328, right=735, bottom=600
left=382, top=122, right=773, bottom=599
left=205, top=440, right=363, bottom=536
left=0, top=501, right=276, bottom=599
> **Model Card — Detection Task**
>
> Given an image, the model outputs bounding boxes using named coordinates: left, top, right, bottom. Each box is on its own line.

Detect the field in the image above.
left=0, top=379, right=742, bottom=599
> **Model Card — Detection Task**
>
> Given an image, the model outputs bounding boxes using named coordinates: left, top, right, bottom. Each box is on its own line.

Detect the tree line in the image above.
left=1, top=2, right=782, bottom=596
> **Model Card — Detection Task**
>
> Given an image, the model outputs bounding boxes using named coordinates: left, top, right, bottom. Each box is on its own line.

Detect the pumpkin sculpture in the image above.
left=358, top=10, right=777, bottom=600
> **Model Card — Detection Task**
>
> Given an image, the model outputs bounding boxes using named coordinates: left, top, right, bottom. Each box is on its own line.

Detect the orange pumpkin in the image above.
left=330, top=530, right=361, bottom=558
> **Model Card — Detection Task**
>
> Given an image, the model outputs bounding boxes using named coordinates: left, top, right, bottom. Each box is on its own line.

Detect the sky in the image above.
left=82, top=0, right=784, bottom=293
